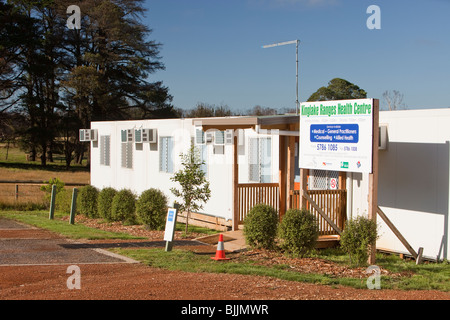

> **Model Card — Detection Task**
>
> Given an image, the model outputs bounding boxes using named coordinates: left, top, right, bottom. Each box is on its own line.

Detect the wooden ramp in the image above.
left=316, top=235, right=340, bottom=249
left=195, top=231, right=340, bottom=252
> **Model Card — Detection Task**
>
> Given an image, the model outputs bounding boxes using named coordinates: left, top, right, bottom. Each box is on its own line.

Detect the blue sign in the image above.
left=310, top=124, right=359, bottom=143
left=167, top=209, right=175, bottom=222
left=164, top=208, right=178, bottom=242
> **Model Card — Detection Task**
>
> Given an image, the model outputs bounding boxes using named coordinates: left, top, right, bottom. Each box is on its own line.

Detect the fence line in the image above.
left=237, top=183, right=279, bottom=224
left=0, top=180, right=87, bottom=186
left=290, top=189, right=347, bottom=235
left=0, top=180, right=87, bottom=202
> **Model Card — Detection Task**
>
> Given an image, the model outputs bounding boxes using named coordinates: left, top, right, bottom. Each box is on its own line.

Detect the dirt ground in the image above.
left=0, top=216, right=449, bottom=301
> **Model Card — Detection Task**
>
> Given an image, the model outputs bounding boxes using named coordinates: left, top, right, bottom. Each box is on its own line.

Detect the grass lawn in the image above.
left=110, top=247, right=450, bottom=292
left=0, top=210, right=141, bottom=240
left=0, top=144, right=89, bottom=170
left=0, top=145, right=90, bottom=210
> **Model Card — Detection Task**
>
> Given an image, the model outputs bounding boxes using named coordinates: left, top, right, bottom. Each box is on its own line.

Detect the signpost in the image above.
left=299, top=98, right=374, bottom=174
left=164, top=205, right=179, bottom=252
left=299, top=98, right=379, bottom=264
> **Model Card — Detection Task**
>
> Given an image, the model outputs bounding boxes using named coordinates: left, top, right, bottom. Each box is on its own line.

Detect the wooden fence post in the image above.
left=69, top=188, right=78, bottom=224
left=15, top=184, right=19, bottom=202
left=368, top=98, right=379, bottom=265
left=49, top=185, right=56, bottom=220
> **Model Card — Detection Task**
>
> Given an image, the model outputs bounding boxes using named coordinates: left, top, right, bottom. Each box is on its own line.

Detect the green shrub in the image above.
left=136, top=188, right=168, bottom=230
left=110, top=189, right=136, bottom=223
left=40, top=177, right=65, bottom=195
left=278, top=208, right=319, bottom=257
left=55, top=188, right=72, bottom=213
left=78, top=185, right=99, bottom=218
left=97, top=187, right=117, bottom=221
left=340, top=215, right=378, bottom=266
left=243, top=204, right=278, bottom=249
left=40, top=178, right=74, bottom=214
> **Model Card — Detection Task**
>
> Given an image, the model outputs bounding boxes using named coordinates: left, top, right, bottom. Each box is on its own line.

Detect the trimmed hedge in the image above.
left=78, top=185, right=99, bottom=218
left=97, top=187, right=117, bottom=221
left=340, top=215, right=378, bottom=266
left=278, top=208, right=319, bottom=257
left=243, top=204, right=278, bottom=249
left=110, top=189, right=136, bottom=223
left=136, top=188, right=168, bottom=230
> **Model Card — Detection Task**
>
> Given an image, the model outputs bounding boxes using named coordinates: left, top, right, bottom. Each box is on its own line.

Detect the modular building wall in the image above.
left=349, top=108, right=450, bottom=261
left=88, top=109, right=450, bottom=260
left=89, top=118, right=279, bottom=224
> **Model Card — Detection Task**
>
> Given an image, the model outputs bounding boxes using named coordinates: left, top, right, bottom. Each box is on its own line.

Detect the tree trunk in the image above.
left=47, top=148, right=53, bottom=163
left=40, top=143, right=47, bottom=166
left=64, top=141, right=73, bottom=169
left=28, top=148, right=36, bottom=162
left=185, top=210, right=190, bottom=234
left=5, top=141, right=9, bottom=160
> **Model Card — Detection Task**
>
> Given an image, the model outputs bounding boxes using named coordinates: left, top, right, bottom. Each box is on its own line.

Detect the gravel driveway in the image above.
left=0, top=217, right=129, bottom=266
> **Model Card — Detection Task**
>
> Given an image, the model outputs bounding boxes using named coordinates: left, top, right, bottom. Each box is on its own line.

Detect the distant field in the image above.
left=0, top=144, right=90, bottom=206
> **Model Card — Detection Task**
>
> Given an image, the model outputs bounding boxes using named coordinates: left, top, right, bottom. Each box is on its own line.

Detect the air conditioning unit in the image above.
left=121, top=129, right=134, bottom=142
left=142, top=128, right=157, bottom=143
left=134, top=129, right=143, bottom=143
left=225, top=129, right=234, bottom=145
left=79, top=129, right=98, bottom=142
left=379, top=125, right=388, bottom=150
left=205, top=131, right=214, bottom=144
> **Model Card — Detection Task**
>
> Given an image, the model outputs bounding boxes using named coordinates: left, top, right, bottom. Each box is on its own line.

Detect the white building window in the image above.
left=159, top=136, right=174, bottom=173
left=197, top=144, right=208, bottom=175
left=121, top=142, right=133, bottom=169
left=249, top=137, right=271, bottom=183
left=100, top=135, right=110, bottom=166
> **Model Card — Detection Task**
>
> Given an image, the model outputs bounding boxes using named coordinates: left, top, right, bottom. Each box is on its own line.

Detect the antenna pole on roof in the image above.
left=262, top=39, right=300, bottom=115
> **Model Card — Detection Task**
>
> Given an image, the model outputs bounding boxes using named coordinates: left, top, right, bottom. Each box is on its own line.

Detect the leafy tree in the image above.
left=170, top=144, right=211, bottom=234
left=61, top=0, right=174, bottom=123
left=1, top=0, right=175, bottom=167
left=0, top=0, right=65, bottom=165
left=184, top=103, right=232, bottom=118
left=382, top=90, right=407, bottom=111
left=0, top=112, right=25, bottom=160
left=0, top=1, right=30, bottom=113
left=246, top=105, right=278, bottom=116
left=307, top=78, right=367, bottom=101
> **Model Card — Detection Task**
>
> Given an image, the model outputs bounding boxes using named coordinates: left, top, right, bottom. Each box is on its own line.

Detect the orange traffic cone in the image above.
left=211, top=234, right=230, bottom=261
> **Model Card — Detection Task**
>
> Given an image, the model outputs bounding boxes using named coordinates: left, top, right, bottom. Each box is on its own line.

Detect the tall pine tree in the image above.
left=0, top=0, right=175, bottom=166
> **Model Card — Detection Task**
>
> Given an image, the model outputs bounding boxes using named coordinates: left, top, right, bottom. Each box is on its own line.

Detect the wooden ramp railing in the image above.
left=237, top=183, right=279, bottom=224
left=290, top=189, right=347, bottom=236
left=237, top=184, right=346, bottom=236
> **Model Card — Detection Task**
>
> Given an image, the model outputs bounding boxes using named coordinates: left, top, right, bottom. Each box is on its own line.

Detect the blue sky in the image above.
left=143, top=0, right=450, bottom=112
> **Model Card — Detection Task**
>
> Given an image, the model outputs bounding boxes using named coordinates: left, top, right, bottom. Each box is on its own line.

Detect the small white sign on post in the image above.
left=164, top=207, right=178, bottom=251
